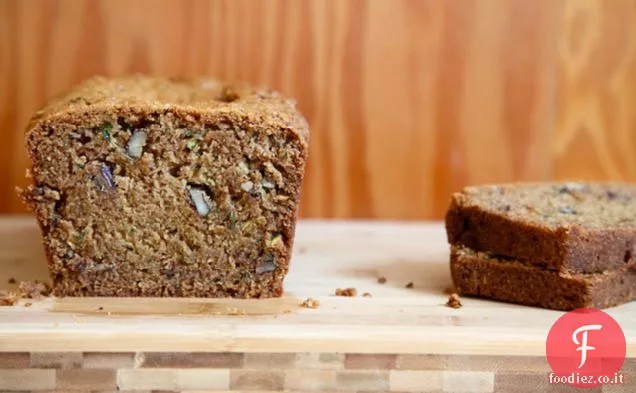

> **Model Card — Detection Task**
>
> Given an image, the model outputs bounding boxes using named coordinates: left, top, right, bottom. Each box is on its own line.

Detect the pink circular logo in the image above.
left=546, top=308, right=626, bottom=388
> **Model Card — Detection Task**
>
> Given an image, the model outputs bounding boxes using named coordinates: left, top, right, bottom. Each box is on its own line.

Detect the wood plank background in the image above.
left=1, top=0, right=635, bottom=219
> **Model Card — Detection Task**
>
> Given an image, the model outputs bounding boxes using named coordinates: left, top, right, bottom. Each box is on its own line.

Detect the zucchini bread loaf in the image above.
left=19, top=75, right=309, bottom=298
left=446, top=182, right=636, bottom=310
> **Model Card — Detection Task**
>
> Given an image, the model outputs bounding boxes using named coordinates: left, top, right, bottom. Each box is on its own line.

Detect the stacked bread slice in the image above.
left=445, top=182, right=636, bottom=310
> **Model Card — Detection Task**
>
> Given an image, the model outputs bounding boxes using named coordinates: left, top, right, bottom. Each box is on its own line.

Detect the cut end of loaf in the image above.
left=21, top=85, right=309, bottom=298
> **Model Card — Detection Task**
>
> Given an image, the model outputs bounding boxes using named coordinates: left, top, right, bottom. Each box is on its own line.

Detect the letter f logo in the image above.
left=572, top=324, right=603, bottom=368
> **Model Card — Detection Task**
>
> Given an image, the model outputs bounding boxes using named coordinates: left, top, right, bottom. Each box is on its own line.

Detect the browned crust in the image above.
left=450, top=245, right=636, bottom=311
left=445, top=187, right=636, bottom=273
left=26, top=75, right=309, bottom=145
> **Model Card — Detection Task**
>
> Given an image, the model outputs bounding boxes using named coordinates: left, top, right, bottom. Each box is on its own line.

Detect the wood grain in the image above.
left=2, top=216, right=635, bottom=354
left=0, top=0, right=633, bottom=219
left=555, top=0, right=636, bottom=181
left=1, top=352, right=631, bottom=392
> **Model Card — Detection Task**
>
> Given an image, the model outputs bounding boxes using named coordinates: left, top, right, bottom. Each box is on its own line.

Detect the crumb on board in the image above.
left=377, top=276, right=387, bottom=284
left=446, top=293, right=462, bottom=309
left=405, top=282, right=414, bottom=289
left=0, top=280, right=52, bottom=307
left=335, top=287, right=357, bottom=297
left=24, top=302, right=32, bottom=308
left=443, top=286, right=455, bottom=295
left=98, top=306, right=104, bottom=311
left=7, top=277, right=16, bottom=284
left=19, top=280, right=51, bottom=299
left=0, top=291, right=18, bottom=306
left=362, top=292, right=372, bottom=298
left=300, top=297, right=320, bottom=309
left=297, top=246, right=308, bottom=254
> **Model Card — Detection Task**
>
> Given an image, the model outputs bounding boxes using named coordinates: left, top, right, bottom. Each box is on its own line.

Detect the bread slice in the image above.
left=446, top=182, right=636, bottom=274
left=450, top=245, right=636, bottom=311
left=19, top=75, right=309, bottom=298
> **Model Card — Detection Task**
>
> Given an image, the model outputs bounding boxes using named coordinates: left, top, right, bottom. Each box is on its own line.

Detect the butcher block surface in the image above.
left=0, top=216, right=634, bottom=355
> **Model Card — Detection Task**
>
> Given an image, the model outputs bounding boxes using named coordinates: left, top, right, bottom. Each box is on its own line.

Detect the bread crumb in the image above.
left=335, top=287, right=357, bottom=297
left=19, top=280, right=51, bottom=299
left=298, top=246, right=308, bottom=254
left=0, top=280, right=52, bottom=307
left=446, top=293, right=462, bottom=309
left=443, top=286, right=455, bottom=295
left=362, top=292, right=372, bottom=298
left=24, top=302, right=32, bottom=308
left=283, top=309, right=292, bottom=314
left=300, top=297, right=320, bottom=309
left=98, top=306, right=104, bottom=311
left=7, top=277, right=16, bottom=284
left=405, top=282, right=414, bottom=289
left=0, top=291, right=18, bottom=306
left=377, top=276, right=387, bottom=284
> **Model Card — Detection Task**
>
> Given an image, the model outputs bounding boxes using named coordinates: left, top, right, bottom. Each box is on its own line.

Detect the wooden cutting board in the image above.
left=0, top=216, right=634, bottom=356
